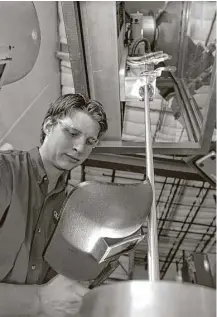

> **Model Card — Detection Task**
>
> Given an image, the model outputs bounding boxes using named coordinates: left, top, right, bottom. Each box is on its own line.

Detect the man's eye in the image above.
left=87, top=139, right=96, bottom=145
left=67, top=130, right=78, bottom=137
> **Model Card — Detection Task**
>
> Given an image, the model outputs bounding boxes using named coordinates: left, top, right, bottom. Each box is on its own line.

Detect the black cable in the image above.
left=131, top=38, right=151, bottom=56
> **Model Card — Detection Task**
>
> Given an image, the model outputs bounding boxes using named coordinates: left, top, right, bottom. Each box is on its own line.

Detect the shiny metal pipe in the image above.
left=143, top=78, right=160, bottom=281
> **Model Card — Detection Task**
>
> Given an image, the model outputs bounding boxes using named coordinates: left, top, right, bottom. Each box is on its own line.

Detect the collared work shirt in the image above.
left=0, top=147, right=69, bottom=285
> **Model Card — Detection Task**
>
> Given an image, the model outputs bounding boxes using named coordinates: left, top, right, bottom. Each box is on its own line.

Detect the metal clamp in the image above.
left=141, top=66, right=176, bottom=78
left=139, top=66, right=176, bottom=101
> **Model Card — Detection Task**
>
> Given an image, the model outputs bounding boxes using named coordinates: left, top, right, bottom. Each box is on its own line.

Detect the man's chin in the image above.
left=55, top=160, right=80, bottom=171
left=65, top=161, right=80, bottom=171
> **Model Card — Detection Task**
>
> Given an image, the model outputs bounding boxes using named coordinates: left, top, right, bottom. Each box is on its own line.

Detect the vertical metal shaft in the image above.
left=143, top=77, right=160, bottom=281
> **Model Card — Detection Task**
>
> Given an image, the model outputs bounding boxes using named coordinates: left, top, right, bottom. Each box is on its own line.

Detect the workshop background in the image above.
left=0, top=1, right=216, bottom=287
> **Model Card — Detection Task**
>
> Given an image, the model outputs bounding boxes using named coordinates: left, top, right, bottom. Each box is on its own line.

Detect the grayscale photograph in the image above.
left=0, top=1, right=216, bottom=316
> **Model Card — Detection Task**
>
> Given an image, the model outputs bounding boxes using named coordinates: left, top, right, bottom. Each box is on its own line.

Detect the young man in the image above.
left=0, top=94, right=108, bottom=316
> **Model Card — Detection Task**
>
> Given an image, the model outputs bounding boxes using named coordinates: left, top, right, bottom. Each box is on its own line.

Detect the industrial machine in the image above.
left=59, top=2, right=216, bottom=316
left=61, top=1, right=216, bottom=155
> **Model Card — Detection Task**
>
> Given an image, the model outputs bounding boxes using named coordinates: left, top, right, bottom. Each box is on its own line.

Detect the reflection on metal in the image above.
left=141, top=13, right=156, bottom=45
left=79, top=281, right=216, bottom=317
left=44, top=180, right=153, bottom=281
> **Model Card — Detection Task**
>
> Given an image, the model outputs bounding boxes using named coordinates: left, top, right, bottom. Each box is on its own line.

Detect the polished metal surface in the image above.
left=141, top=14, right=156, bottom=45
left=44, top=180, right=153, bottom=280
left=0, top=2, right=41, bottom=85
left=143, top=78, right=160, bottom=280
left=79, top=281, right=216, bottom=317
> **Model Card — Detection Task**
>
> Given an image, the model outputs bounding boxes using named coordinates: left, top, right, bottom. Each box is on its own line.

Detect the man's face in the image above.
left=43, top=110, right=100, bottom=171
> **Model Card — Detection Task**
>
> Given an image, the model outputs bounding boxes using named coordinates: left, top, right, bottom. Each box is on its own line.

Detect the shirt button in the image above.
left=31, top=265, right=36, bottom=270
left=53, top=210, right=60, bottom=221
left=38, top=228, right=41, bottom=233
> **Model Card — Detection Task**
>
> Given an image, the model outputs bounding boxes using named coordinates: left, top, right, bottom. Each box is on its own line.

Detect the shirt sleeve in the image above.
left=0, top=156, right=12, bottom=224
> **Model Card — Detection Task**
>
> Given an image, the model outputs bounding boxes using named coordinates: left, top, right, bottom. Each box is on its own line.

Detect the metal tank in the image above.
left=78, top=281, right=216, bottom=317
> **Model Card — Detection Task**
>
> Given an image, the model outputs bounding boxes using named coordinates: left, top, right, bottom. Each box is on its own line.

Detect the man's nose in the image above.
left=73, top=138, right=85, bottom=154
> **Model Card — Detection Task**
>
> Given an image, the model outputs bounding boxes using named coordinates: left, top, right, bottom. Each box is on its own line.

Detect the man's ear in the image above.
left=93, top=139, right=100, bottom=148
left=43, top=118, right=54, bottom=136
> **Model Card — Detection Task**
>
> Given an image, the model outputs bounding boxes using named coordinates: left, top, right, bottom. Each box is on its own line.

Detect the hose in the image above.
left=131, top=38, right=151, bottom=56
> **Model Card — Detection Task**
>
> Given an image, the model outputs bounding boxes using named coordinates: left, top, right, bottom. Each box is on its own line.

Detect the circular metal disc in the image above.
left=0, top=2, right=41, bottom=85
left=142, top=14, right=156, bottom=45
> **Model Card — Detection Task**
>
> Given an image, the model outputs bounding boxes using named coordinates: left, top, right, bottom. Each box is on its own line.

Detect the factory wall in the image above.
left=0, top=2, right=61, bottom=150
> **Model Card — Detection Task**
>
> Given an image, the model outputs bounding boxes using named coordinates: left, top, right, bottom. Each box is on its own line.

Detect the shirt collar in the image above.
left=28, top=147, right=69, bottom=190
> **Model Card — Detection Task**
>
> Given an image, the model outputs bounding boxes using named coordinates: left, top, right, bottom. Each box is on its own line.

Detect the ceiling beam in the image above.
left=84, top=153, right=204, bottom=181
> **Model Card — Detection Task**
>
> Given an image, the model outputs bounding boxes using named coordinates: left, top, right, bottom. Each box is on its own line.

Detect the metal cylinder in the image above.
left=79, top=281, right=216, bottom=317
left=143, top=78, right=160, bottom=281
left=141, top=14, right=156, bottom=45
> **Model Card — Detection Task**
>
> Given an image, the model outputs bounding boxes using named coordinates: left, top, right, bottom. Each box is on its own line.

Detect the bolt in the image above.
left=139, top=86, right=145, bottom=97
